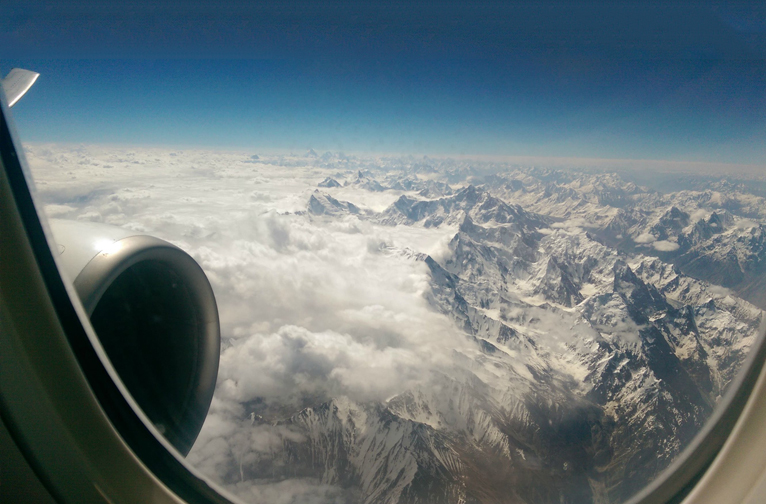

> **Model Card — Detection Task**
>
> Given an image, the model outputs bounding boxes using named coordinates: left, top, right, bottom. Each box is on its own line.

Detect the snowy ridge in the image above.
left=205, top=168, right=762, bottom=503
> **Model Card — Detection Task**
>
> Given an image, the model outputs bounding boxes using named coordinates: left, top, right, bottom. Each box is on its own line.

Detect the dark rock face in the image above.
left=535, top=257, right=584, bottom=308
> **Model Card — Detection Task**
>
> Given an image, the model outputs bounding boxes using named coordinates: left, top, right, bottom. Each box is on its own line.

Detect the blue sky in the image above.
left=3, top=2, right=766, bottom=163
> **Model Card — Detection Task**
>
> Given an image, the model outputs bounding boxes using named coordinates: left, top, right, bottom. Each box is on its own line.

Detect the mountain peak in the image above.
left=456, top=184, right=481, bottom=202
left=318, top=177, right=341, bottom=188
left=613, top=261, right=668, bottom=322
left=307, top=192, right=361, bottom=216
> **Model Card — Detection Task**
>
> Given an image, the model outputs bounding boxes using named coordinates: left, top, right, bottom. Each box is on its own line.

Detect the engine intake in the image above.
left=49, top=220, right=219, bottom=456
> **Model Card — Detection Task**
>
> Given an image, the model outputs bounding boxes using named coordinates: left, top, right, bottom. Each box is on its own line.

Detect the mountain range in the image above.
left=226, top=165, right=765, bottom=504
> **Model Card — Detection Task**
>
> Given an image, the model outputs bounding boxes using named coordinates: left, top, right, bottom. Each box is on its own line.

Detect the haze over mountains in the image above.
left=25, top=145, right=765, bottom=504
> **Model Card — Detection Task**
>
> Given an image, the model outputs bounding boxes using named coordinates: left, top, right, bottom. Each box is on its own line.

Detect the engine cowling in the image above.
left=48, top=219, right=220, bottom=456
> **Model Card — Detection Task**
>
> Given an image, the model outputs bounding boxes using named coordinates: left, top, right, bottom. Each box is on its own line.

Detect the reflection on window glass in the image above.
left=9, top=3, right=766, bottom=503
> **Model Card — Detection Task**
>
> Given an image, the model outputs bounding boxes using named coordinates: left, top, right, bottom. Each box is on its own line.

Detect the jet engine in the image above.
left=2, top=68, right=219, bottom=457
left=48, top=219, right=220, bottom=456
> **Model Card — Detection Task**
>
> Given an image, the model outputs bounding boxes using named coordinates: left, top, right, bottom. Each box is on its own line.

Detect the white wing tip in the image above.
left=3, top=68, right=41, bottom=107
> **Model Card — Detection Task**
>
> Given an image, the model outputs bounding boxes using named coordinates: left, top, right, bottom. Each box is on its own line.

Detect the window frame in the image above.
left=1, top=78, right=766, bottom=504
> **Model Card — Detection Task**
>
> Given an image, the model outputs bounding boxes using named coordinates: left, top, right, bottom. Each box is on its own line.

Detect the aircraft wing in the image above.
left=2, top=68, right=40, bottom=107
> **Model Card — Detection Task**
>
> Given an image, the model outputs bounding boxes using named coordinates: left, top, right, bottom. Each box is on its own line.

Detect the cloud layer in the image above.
left=25, top=144, right=469, bottom=498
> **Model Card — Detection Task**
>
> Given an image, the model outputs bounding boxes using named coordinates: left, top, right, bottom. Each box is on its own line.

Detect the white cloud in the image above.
left=736, top=218, right=758, bottom=229
left=689, top=209, right=709, bottom=222
left=708, top=285, right=733, bottom=297
left=653, top=240, right=680, bottom=252
left=633, top=232, right=656, bottom=244
left=216, top=324, right=434, bottom=405
left=43, top=203, right=77, bottom=217
left=551, top=217, right=588, bottom=229
left=26, top=144, right=471, bottom=501
left=228, top=478, right=358, bottom=504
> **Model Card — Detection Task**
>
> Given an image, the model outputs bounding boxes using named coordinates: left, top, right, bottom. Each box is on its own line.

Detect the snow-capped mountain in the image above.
left=307, top=191, right=366, bottom=217
left=477, top=169, right=766, bottom=310
left=203, top=164, right=764, bottom=504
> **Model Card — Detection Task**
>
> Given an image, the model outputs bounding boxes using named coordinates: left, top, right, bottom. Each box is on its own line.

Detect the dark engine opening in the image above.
left=89, top=259, right=206, bottom=456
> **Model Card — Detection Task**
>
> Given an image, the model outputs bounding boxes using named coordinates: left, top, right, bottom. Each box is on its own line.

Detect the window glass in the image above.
left=6, top=3, right=766, bottom=503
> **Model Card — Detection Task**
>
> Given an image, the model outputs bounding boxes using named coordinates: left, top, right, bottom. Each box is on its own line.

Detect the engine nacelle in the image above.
left=48, top=219, right=220, bottom=456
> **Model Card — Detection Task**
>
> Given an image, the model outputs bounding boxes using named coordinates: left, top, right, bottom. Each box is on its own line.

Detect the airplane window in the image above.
left=3, top=2, right=766, bottom=504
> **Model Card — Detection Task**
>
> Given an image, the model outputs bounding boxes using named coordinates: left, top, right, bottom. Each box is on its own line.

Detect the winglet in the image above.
left=2, top=68, right=40, bottom=107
